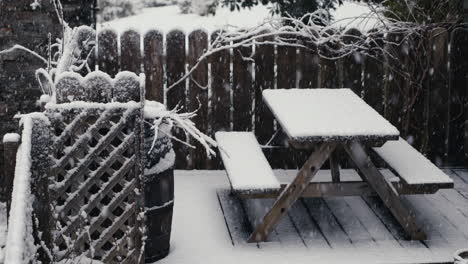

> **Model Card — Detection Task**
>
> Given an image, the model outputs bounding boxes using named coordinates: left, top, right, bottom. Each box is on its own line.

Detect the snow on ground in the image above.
left=100, top=4, right=275, bottom=34
left=101, top=1, right=379, bottom=34
left=0, top=202, right=7, bottom=264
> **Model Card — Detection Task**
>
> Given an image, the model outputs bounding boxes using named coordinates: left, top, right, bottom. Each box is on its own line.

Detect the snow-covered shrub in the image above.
left=142, top=0, right=178, bottom=8
left=98, top=0, right=142, bottom=22
left=178, top=0, right=218, bottom=16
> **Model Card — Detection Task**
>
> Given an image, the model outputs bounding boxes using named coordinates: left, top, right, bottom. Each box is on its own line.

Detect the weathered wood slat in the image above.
left=216, top=190, right=252, bottom=245
left=426, top=28, right=449, bottom=164
left=209, top=30, right=231, bottom=169
left=232, top=36, right=253, bottom=131
left=188, top=29, right=209, bottom=169
left=324, top=197, right=377, bottom=248
left=320, top=29, right=340, bottom=88
left=144, top=29, right=164, bottom=102
left=384, top=31, right=409, bottom=130
left=98, top=29, right=119, bottom=77
left=120, top=30, right=141, bottom=74
left=298, top=32, right=319, bottom=89
left=166, top=29, right=187, bottom=169
left=449, top=28, right=468, bottom=165
left=302, top=198, right=353, bottom=249
left=341, top=28, right=363, bottom=95
left=287, top=199, right=330, bottom=249
left=254, top=31, right=275, bottom=144
left=363, top=29, right=384, bottom=114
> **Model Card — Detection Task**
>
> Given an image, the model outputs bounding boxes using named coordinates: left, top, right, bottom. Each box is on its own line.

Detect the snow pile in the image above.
left=263, top=89, right=400, bottom=141
left=4, top=115, right=38, bottom=264
left=2, top=133, right=20, bottom=144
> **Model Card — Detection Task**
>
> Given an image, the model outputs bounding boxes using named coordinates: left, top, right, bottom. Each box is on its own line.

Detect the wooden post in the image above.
left=2, top=133, right=20, bottom=218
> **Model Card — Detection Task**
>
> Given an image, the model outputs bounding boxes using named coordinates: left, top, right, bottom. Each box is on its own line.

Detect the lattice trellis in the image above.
left=46, top=104, right=145, bottom=263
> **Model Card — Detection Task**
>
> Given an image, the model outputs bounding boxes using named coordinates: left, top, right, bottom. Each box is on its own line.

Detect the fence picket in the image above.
left=426, top=28, right=449, bottom=165
left=188, top=29, right=209, bottom=169
left=254, top=31, right=275, bottom=144
left=384, top=31, right=409, bottom=130
left=166, top=29, right=187, bottom=169
left=449, top=27, right=468, bottom=165
left=209, top=30, right=231, bottom=169
left=363, top=29, right=384, bottom=114
left=232, top=36, right=253, bottom=131
left=144, top=30, right=164, bottom=102
left=120, top=30, right=141, bottom=74
left=98, top=29, right=119, bottom=77
left=298, top=32, right=319, bottom=88
left=342, top=28, right=363, bottom=95
left=320, top=30, right=341, bottom=88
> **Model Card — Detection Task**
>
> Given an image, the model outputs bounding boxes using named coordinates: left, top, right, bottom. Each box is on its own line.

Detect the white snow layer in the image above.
left=100, top=4, right=276, bottom=34
left=144, top=149, right=176, bottom=175
left=2, top=133, right=20, bottom=143
left=215, top=132, right=280, bottom=191
left=4, top=115, right=36, bottom=264
left=262, top=88, right=400, bottom=141
left=373, top=137, right=454, bottom=185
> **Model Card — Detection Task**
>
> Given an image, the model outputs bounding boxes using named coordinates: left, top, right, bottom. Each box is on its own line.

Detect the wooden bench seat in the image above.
left=373, top=137, right=454, bottom=189
left=215, top=132, right=281, bottom=195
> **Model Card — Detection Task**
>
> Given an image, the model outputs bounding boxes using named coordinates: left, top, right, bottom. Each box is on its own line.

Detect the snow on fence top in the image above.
left=263, top=88, right=400, bottom=142
left=4, top=114, right=44, bottom=264
left=54, top=71, right=144, bottom=104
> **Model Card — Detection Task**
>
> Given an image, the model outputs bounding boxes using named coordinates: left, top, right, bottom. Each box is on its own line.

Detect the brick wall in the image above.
left=0, top=0, right=95, bottom=202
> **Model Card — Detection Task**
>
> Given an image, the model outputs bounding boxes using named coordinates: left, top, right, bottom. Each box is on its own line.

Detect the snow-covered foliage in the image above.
left=98, top=0, right=142, bottom=22
left=178, top=0, right=218, bottom=16
left=144, top=101, right=217, bottom=158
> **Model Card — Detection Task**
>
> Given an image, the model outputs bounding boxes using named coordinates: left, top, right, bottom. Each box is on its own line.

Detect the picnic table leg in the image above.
left=247, top=142, right=337, bottom=243
left=343, top=141, right=427, bottom=240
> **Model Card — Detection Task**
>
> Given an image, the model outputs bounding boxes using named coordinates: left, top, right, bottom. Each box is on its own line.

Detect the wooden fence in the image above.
left=95, top=27, right=468, bottom=169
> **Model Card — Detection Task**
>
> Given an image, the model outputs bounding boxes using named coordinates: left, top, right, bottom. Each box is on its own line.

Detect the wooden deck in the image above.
left=160, top=169, right=468, bottom=264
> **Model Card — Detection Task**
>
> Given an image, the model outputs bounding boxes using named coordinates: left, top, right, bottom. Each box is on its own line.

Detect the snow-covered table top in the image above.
left=263, top=89, right=400, bottom=143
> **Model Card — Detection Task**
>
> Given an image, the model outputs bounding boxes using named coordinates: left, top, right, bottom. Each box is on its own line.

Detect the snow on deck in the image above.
left=263, top=89, right=400, bottom=142
left=215, top=132, right=280, bottom=191
left=373, top=138, right=454, bottom=185
left=162, top=169, right=468, bottom=264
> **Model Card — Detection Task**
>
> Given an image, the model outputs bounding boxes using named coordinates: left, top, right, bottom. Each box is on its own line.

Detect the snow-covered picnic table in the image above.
left=216, top=88, right=454, bottom=243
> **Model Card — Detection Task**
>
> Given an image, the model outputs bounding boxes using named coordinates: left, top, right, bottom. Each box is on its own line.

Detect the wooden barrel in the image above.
left=144, top=120, right=175, bottom=262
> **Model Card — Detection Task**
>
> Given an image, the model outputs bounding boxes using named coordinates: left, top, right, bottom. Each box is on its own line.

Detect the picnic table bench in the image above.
left=216, top=88, right=454, bottom=243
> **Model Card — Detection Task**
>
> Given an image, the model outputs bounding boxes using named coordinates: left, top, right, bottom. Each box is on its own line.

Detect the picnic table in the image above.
left=216, top=88, right=454, bottom=243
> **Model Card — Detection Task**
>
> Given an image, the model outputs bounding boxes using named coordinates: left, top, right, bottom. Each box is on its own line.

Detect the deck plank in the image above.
left=324, top=197, right=378, bottom=249
left=301, top=198, right=354, bottom=249
left=216, top=190, right=252, bottom=245
left=343, top=197, right=402, bottom=249
left=287, top=199, right=331, bottom=250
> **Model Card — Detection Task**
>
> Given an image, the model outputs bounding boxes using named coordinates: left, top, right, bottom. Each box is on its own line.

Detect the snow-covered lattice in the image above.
left=45, top=103, right=145, bottom=263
